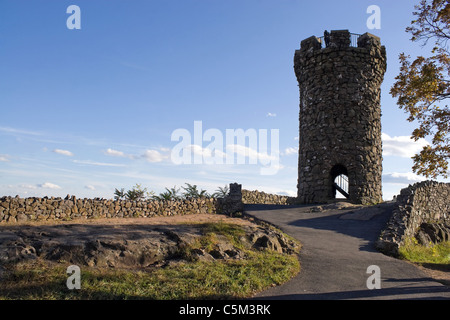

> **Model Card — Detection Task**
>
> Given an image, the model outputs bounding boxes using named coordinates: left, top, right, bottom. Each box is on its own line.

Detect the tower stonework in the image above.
left=294, top=30, right=386, bottom=205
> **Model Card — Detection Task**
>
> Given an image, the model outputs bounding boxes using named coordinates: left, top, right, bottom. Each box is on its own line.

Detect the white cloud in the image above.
left=382, top=172, right=426, bottom=185
left=382, top=133, right=429, bottom=158
left=187, top=144, right=226, bottom=160
left=105, top=147, right=170, bottom=162
left=174, top=144, right=279, bottom=169
left=267, top=112, right=277, bottom=117
left=0, top=154, right=10, bottom=162
left=104, top=148, right=126, bottom=157
left=142, top=149, right=165, bottom=162
left=276, top=190, right=297, bottom=197
left=19, top=184, right=38, bottom=190
left=39, top=182, right=62, bottom=189
left=283, top=147, right=298, bottom=155
left=85, top=185, right=96, bottom=190
left=226, top=144, right=278, bottom=162
left=53, top=149, right=74, bottom=157
left=73, top=160, right=126, bottom=167
left=0, top=126, right=42, bottom=136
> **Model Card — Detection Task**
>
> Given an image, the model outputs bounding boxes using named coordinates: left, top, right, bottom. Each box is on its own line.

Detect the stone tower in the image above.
left=294, top=30, right=386, bottom=205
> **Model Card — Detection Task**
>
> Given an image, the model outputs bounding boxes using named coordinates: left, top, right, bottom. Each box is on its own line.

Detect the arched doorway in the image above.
left=330, top=164, right=349, bottom=199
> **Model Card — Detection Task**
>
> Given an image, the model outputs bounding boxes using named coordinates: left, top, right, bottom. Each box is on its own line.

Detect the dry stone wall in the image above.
left=376, top=181, right=450, bottom=256
left=242, top=189, right=297, bottom=205
left=0, top=184, right=299, bottom=223
left=0, top=195, right=224, bottom=223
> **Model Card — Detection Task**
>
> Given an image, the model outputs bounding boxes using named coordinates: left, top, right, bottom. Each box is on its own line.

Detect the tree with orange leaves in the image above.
left=391, top=0, right=450, bottom=178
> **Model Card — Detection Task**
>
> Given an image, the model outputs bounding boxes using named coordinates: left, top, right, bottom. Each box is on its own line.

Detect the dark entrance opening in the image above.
left=330, top=164, right=349, bottom=199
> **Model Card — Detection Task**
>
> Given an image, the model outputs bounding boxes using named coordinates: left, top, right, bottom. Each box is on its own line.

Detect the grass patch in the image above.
left=0, top=222, right=300, bottom=300
left=399, top=238, right=450, bottom=265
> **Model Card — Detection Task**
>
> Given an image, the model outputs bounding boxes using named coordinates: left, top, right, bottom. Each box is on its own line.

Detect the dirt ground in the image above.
left=415, top=263, right=450, bottom=286
left=4, top=213, right=256, bottom=227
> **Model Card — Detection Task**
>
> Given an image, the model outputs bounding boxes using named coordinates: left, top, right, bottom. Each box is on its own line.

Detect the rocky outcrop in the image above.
left=0, top=219, right=300, bottom=269
left=415, top=222, right=450, bottom=246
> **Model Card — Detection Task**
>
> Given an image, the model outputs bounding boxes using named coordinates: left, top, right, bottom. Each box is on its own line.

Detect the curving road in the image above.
left=246, top=202, right=450, bottom=300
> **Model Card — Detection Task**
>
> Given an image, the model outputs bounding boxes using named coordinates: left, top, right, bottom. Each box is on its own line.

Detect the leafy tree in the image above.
left=390, top=0, right=450, bottom=178
left=152, top=186, right=181, bottom=201
left=181, top=183, right=210, bottom=199
left=114, top=188, right=125, bottom=200
left=211, top=185, right=230, bottom=198
left=125, top=183, right=148, bottom=201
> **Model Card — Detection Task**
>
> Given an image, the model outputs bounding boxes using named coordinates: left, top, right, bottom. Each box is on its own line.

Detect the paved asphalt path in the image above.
left=246, top=203, right=450, bottom=300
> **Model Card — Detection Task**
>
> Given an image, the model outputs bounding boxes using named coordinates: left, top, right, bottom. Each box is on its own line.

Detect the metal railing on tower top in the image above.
left=317, top=33, right=362, bottom=48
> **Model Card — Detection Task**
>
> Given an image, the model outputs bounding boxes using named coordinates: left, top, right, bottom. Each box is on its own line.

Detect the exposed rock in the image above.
left=252, top=234, right=283, bottom=253
left=0, top=218, right=299, bottom=270
left=415, top=222, right=450, bottom=246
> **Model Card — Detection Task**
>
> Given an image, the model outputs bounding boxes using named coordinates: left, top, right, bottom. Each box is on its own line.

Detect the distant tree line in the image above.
left=114, top=183, right=229, bottom=201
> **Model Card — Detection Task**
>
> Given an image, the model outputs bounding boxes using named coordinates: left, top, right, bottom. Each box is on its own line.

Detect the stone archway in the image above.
left=330, top=164, right=349, bottom=199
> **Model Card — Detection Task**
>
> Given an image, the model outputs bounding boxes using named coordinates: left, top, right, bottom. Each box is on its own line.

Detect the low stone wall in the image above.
left=376, top=180, right=450, bottom=256
left=0, top=185, right=300, bottom=223
left=242, top=189, right=297, bottom=205
left=0, top=195, right=226, bottom=223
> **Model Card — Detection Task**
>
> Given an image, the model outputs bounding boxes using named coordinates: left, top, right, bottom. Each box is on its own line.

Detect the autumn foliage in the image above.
left=390, top=0, right=450, bottom=178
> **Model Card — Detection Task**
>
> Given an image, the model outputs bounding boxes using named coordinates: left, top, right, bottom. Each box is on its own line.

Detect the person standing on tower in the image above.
left=324, top=30, right=330, bottom=48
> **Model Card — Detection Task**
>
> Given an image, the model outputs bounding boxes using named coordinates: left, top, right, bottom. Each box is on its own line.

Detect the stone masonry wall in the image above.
left=0, top=195, right=225, bottom=223
left=294, top=30, right=387, bottom=205
left=0, top=187, right=298, bottom=223
left=376, top=181, right=450, bottom=256
left=242, top=189, right=297, bottom=205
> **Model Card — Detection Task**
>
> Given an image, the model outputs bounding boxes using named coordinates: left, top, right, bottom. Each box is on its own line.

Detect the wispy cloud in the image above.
left=382, top=172, right=426, bottom=185
left=85, top=185, right=96, bottom=190
left=0, top=126, right=43, bottom=136
left=176, top=144, right=279, bottom=165
left=226, top=144, right=278, bottom=162
left=53, top=149, right=74, bottom=157
left=73, top=160, right=126, bottom=167
left=382, top=133, right=429, bottom=158
left=39, top=182, right=62, bottom=189
left=283, top=147, right=298, bottom=156
left=266, top=112, right=277, bottom=117
left=19, top=184, right=38, bottom=190
left=104, top=147, right=169, bottom=163
left=142, top=149, right=165, bottom=163
left=104, top=148, right=127, bottom=158
left=0, top=154, right=10, bottom=162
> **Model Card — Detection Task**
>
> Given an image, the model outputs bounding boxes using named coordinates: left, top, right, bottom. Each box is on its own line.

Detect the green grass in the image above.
left=399, top=238, right=450, bottom=265
left=0, top=222, right=300, bottom=300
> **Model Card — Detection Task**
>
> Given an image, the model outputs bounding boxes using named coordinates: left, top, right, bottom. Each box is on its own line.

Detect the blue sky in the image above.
left=0, top=0, right=448, bottom=200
